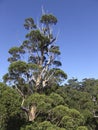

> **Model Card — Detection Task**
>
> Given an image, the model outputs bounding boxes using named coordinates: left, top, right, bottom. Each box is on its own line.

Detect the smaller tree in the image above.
left=0, top=83, right=25, bottom=130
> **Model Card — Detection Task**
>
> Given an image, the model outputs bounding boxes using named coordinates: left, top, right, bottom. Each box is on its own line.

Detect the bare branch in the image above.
left=28, top=75, right=36, bottom=84
left=15, top=84, right=24, bottom=97
left=50, top=37, right=56, bottom=44
left=55, top=29, right=60, bottom=43
left=36, top=17, right=41, bottom=30
left=41, top=5, right=45, bottom=15
left=40, top=56, right=53, bottom=77
left=21, top=98, right=25, bottom=106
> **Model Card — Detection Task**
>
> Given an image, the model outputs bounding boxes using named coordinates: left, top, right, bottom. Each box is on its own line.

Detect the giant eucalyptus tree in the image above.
left=3, top=12, right=67, bottom=121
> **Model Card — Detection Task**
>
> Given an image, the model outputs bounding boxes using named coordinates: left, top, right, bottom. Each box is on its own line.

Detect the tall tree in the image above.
left=3, top=12, right=67, bottom=121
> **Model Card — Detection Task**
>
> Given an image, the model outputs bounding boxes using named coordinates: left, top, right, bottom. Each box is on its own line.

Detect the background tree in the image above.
left=0, top=82, right=25, bottom=130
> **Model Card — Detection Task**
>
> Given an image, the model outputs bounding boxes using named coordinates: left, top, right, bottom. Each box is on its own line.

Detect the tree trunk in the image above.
left=28, top=105, right=36, bottom=121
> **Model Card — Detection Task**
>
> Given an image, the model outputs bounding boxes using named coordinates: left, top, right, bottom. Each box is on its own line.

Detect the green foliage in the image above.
left=9, top=61, right=27, bottom=73
left=38, top=121, right=65, bottom=130
left=24, top=17, right=36, bottom=30
left=20, top=121, right=66, bottom=130
left=8, top=47, right=25, bottom=63
left=0, top=83, right=25, bottom=130
left=40, top=14, right=57, bottom=25
left=49, top=92, right=64, bottom=106
left=49, top=105, right=84, bottom=129
left=76, top=126, right=88, bottom=130
left=25, top=93, right=53, bottom=119
left=2, top=78, right=98, bottom=130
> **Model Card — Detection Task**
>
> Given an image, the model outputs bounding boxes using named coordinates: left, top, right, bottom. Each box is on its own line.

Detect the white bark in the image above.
left=29, top=105, right=36, bottom=121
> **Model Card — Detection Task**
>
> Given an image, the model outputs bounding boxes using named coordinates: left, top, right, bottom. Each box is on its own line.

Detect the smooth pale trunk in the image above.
left=29, top=105, right=36, bottom=121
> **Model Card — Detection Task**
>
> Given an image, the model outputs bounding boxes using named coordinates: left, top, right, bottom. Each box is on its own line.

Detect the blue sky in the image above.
left=0, top=0, right=98, bottom=81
